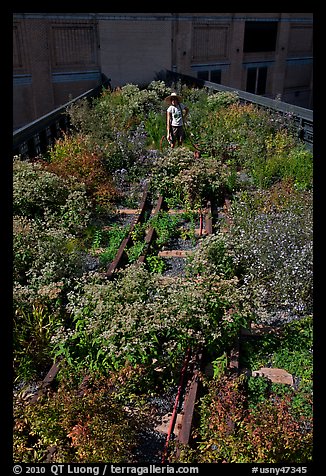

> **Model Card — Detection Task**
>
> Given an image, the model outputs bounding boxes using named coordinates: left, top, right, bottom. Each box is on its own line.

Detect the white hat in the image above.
left=164, top=92, right=182, bottom=104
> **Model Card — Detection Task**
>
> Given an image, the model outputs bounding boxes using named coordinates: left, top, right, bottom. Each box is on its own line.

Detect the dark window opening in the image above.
left=210, top=70, right=221, bottom=83
left=246, top=68, right=256, bottom=93
left=257, top=67, right=267, bottom=94
left=244, top=21, right=278, bottom=52
left=197, top=70, right=209, bottom=81
left=197, top=70, right=221, bottom=83
left=246, top=67, right=267, bottom=95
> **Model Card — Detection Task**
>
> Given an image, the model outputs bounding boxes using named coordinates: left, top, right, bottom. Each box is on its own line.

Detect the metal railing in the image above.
left=13, top=74, right=111, bottom=160
left=166, top=70, right=313, bottom=148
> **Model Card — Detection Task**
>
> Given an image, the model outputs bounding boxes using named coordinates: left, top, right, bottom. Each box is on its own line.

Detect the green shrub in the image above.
left=46, top=133, right=119, bottom=210
left=52, top=264, right=250, bottom=376
left=150, top=148, right=234, bottom=209
left=13, top=373, right=141, bottom=463
left=176, top=374, right=312, bottom=463
left=242, top=315, right=313, bottom=419
left=14, top=303, right=61, bottom=382
left=13, top=217, right=84, bottom=287
left=249, top=130, right=313, bottom=189
left=223, top=187, right=313, bottom=323
left=13, top=157, right=92, bottom=233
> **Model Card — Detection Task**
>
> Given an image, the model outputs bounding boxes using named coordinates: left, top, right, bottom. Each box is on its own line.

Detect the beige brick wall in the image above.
left=98, top=15, right=172, bottom=87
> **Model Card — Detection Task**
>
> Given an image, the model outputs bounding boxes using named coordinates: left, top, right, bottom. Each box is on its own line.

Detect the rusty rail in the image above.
left=174, top=350, right=203, bottom=458
left=105, top=184, right=153, bottom=278
left=161, top=348, right=191, bottom=464
left=29, top=358, right=62, bottom=404
left=161, top=200, right=215, bottom=463
left=137, top=195, right=166, bottom=264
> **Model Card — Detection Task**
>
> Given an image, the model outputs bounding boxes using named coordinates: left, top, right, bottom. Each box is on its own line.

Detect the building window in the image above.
left=197, top=70, right=221, bottom=83
left=244, top=21, right=278, bottom=52
left=197, top=70, right=209, bottom=81
left=246, top=66, right=267, bottom=95
left=210, top=70, right=222, bottom=83
left=192, top=23, right=229, bottom=62
left=51, top=23, right=98, bottom=67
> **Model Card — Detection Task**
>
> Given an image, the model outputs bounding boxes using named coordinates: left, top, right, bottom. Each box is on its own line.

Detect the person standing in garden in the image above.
left=165, top=92, right=189, bottom=148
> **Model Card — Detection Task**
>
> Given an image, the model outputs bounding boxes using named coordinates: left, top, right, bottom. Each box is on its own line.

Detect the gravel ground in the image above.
left=162, top=257, right=188, bottom=277
left=134, top=429, right=167, bottom=463
left=133, top=387, right=178, bottom=463
left=161, top=237, right=198, bottom=277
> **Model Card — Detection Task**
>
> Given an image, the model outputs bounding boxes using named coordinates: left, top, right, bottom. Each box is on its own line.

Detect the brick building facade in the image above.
left=13, top=13, right=313, bottom=129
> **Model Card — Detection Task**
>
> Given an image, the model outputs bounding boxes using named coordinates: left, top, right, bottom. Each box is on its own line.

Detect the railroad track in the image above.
left=17, top=186, right=217, bottom=462
left=16, top=187, right=297, bottom=463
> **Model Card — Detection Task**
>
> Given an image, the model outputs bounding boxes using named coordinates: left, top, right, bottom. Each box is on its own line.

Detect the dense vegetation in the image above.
left=13, top=81, right=313, bottom=463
